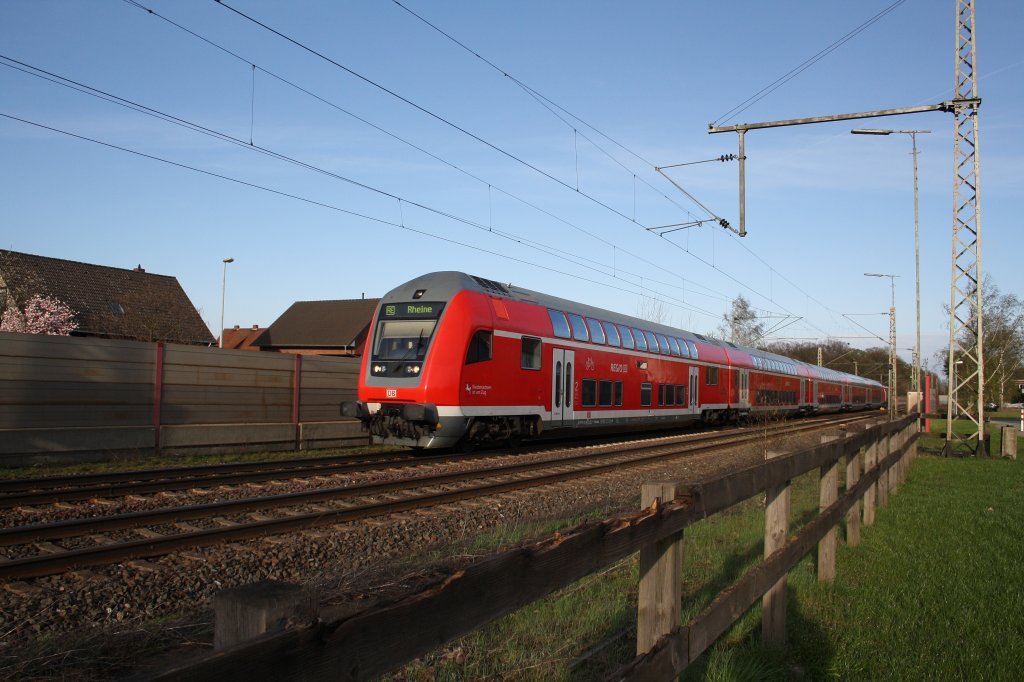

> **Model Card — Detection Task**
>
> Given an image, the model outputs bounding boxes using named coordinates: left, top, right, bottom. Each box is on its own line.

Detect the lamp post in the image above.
left=219, top=257, right=234, bottom=348
left=851, top=128, right=929, bottom=404
left=864, top=272, right=899, bottom=417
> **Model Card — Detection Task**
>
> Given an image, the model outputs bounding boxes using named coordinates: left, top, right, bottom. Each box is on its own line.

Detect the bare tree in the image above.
left=712, top=295, right=764, bottom=346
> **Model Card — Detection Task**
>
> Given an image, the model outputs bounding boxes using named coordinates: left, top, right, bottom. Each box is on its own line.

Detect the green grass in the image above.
left=919, top=417, right=1022, bottom=458
left=391, top=450, right=1024, bottom=680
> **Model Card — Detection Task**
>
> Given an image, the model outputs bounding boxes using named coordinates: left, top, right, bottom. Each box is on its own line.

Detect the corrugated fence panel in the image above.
left=299, top=356, right=360, bottom=422
left=0, top=332, right=154, bottom=429
left=162, top=346, right=296, bottom=424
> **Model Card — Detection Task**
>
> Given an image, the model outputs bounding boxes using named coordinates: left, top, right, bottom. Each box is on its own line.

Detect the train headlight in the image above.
left=373, top=364, right=384, bottom=373
left=405, top=364, right=421, bottom=375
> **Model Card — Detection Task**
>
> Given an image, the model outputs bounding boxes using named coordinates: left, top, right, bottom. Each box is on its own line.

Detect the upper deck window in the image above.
left=676, top=338, right=690, bottom=358
left=668, top=337, right=682, bottom=357
left=687, top=341, right=698, bottom=359
left=568, top=313, right=590, bottom=342
left=644, top=331, right=659, bottom=353
left=618, top=325, right=635, bottom=349
left=548, top=309, right=571, bottom=339
left=586, top=318, right=606, bottom=344
left=656, top=334, right=670, bottom=355
left=603, top=322, right=621, bottom=347
left=632, top=328, right=648, bottom=351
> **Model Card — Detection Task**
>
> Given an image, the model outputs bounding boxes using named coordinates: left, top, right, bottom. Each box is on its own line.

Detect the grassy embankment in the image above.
left=395, top=424, right=1024, bottom=680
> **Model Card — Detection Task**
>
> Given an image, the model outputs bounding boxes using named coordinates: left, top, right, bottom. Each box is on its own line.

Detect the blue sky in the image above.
left=2, top=0, right=1021, bottom=376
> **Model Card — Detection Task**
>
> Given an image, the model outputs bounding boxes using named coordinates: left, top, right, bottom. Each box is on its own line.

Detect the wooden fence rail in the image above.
left=0, top=331, right=363, bottom=463
left=143, top=415, right=918, bottom=682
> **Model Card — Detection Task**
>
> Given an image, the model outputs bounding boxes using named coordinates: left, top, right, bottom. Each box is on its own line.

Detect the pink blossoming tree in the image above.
left=0, top=294, right=79, bottom=336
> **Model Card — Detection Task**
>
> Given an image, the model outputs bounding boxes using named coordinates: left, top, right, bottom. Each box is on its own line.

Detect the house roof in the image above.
left=253, top=299, right=380, bottom=349
left=222, top=325, right=267, bottom=350
left=0, top=250, right=215, bottom=345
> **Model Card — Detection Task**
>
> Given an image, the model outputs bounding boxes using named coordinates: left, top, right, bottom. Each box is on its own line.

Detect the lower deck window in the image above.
left=599, top=379, right=613, bottom=407
left=640, top=382, right=652, bottom=407
left=520, top=336, right=542, bottom=369
left=581, top=379, right=597, bottom=407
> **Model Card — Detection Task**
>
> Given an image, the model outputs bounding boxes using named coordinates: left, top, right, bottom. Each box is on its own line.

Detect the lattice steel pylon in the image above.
left=945, top=0, right=985, bottom=455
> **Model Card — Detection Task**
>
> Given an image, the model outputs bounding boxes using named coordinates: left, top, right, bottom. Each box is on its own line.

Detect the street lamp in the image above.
left=864, top=272, right=899, bottom=418
left=852, top=128, right=930, bottom=403
left=219, top=257, right=234, bottom=349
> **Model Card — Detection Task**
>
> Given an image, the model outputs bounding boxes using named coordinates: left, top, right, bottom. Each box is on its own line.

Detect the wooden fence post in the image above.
left=213, top=581, right=317, bottom=651
left=863, top=424, right=877, bottom=527
left=637, top=481, right=684, bottom=655
left=890, top=427, right=903, bottom=495
left=817, top=435, right=839, bottom=583
left=845, top=444, right=862, bottom=547
left=877, top=429, right=891, bottom=509
left=762, top=451, right=789, bottom=646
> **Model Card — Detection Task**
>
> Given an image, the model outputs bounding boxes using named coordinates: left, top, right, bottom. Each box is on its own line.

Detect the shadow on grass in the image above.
left=682, top=587, right=834, bottom=681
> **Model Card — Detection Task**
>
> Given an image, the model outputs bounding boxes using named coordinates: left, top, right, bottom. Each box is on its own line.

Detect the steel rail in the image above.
left=0, top=414, right=876, bottom=580
left=0, top=450, right=414, bottom=492
left=0, top=451, right=454, bottom=508
left=0, top=413, right=862, bottom=507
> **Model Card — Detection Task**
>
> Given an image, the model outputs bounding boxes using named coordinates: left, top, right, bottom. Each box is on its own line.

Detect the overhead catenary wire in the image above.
left=209, top=0, right=810, bottom=333
left=117, top=0, right=728, bottom=309
left=211, top=0, right=657, bottom=228
left=46, top=2, right=855, bottom=339
left=712, top=0, right=908, bottom=126
left=0, top=111, right=723, bottom=323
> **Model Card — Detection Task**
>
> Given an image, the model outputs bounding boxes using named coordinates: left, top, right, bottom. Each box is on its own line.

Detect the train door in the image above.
left=812, top=380, right=819, bottom=409
left=739, top=369, right=750, bottom=407
left=799, top=379, right=807, bottom=408
left=689, top=366, right=700, bottom=414
left=551, top=348, right=575, bottom=427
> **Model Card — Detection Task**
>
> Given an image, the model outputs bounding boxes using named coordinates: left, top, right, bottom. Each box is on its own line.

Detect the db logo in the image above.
left=386, top=389, right=397, bottom=398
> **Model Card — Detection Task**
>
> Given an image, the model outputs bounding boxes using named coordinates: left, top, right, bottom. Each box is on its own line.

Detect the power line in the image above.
left=712, top=0, right=908, bottom=126
left=118, top=0, right=728, bottom=309
left=1, top=111, right=723, bottom=322
left=212, top=0, right=658, bottom=228
left=44, top=2, right=856, bottom=339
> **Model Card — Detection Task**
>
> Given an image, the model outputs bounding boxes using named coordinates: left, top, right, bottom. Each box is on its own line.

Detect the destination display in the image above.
left=381, top=301, right=445, bottom=319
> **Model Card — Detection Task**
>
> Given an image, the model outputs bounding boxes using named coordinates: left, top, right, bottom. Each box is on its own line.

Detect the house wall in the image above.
left=0, top=331, right=364, bottom=465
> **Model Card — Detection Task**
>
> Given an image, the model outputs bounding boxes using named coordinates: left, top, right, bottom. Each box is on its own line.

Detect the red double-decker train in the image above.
left=342, top=272, right=885, bottom=449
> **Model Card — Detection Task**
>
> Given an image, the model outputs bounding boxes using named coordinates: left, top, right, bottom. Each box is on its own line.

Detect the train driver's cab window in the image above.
left=521, top=336, right=542, bottom=370
left=568, top=313, right=590, bottom=342
left=465, top=330, right=492, bottom=364
left=548, top=309, right=571, bottom=339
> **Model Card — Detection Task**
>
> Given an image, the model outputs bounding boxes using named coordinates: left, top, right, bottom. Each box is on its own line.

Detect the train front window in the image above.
left=372, top=319, right=437, bottom=361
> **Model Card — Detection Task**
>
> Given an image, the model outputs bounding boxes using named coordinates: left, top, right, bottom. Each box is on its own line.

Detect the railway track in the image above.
left=0, top=413, right=877, bottom=580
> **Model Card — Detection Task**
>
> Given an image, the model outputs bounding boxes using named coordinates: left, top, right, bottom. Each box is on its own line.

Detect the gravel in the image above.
left=0, top=425, right=831, bottom=680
